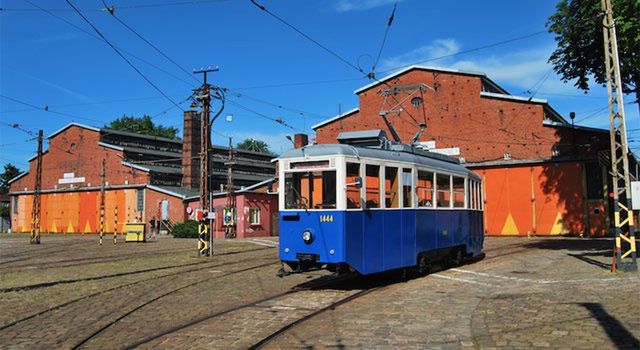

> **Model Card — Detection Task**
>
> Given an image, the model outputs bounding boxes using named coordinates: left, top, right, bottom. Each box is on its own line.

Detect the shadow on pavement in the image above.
left=578, top=302, right=640, bottom=349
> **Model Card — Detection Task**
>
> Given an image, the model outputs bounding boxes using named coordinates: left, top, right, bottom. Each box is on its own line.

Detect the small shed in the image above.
left=186, top=178, right=278, bottom=238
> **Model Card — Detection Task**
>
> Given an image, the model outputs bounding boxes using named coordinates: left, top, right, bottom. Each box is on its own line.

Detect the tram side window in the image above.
left=469, top=181, right=477, bottom=210
left=365, top=165, right=380, bottom=208
left=417, top=170, right=434, bottom=207
left=284, top=171, right=336, bottom=209
left=453, top=176, right=465, bottom=208
left=346, top=163, right=361, bottom=209
left=402, top=168, right=413, bottom=208
left=385, top=167, right=399, bottom=208
left=436, top=173, right=451, bottom=208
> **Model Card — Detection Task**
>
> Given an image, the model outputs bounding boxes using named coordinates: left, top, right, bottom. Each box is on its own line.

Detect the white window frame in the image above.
left=249, top=207, right=260, bottom=225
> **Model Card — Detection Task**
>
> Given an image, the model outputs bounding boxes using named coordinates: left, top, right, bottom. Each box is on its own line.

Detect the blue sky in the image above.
left=1, top=0, right=638, bottom=171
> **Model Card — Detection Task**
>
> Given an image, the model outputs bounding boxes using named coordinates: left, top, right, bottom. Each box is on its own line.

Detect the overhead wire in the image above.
left=21, top=0, right=194, bottom=87
left=249, top=0, right=365, bottom=76
left=376, top=30, right=547, bottom=74
left=0, top=94, right=105, bottom=124
left=64, top=0, right=185, bottom=113
left=370, top=1, right=397, bottom=75
left=1, top=122, right=37, bottom=137
left=2, top=0, right=230, bottom=12
left=226, top=99, right=301, bottom=132
left=227, top=91, right=328, bottom=119
left=0, top=94, right=186, bottom=114
left=99, top=0, right=200, bottom=84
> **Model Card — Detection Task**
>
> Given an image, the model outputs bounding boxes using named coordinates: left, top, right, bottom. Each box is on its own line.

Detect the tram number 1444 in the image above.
left=319, top=215, right=334, bottom=223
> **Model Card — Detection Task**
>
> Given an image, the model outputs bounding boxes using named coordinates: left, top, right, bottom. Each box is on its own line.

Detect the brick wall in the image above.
left=10, top=125, right=149, bottom=193
left=315, top=69, right=602, bottom=163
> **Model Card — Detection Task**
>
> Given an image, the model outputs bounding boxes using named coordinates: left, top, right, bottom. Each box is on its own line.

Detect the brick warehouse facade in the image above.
left=8, top=116, right=277, bottom=235
left=313, top=65, right=636, bottom=236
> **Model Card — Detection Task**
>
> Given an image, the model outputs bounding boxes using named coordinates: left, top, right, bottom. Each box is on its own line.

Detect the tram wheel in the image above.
left=417, top=254, right=430, bottom=276
left=450, top=248, right=464, bottom=267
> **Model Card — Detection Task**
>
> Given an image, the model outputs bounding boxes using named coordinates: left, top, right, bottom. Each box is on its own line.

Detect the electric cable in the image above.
left=376, top=30, right=547, bottom=74
left=21, top=0, right=193, bottom=87
left=227, top=91, right=328, bottom=119
left=226, top=99, right=301, bottom=132
left=0, top=95, right=105, bottom=124
left=250, top=0, right=364, bottom=76
left=370, top=1, right=397, bottom=75
left=0, top=95, right=186, bottom=114
left=99, top=0, right=200, bottom=84
left=64, top=0, right=184, bottom=113
left=2, top=0, right=229, bottom=12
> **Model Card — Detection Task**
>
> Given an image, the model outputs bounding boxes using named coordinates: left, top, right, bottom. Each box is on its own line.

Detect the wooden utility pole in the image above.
left=99, top=158, right=106, bottom=245
left=29, top=130, right=43, bottom=244
left=601, top=0, right=636, bottom=271
left=194, top=67, right=219, bottom=256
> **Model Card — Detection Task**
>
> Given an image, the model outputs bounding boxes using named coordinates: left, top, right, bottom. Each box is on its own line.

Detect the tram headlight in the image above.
left=302, top=230, right=313, bottom=244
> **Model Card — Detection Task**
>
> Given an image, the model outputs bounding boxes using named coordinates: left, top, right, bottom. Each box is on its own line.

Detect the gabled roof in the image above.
left=353, top=65, right=509, bottom=95
left=311, top=108, right=359, bottom=130
left=49, top=123, right=100, bottom=139
left=7, top=171, right=28, bottom=185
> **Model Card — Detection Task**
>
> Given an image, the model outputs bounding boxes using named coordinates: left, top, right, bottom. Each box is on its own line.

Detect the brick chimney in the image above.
left=182, top=111, right=201, bottom=188
left=293, top=133, right=308, bottom=148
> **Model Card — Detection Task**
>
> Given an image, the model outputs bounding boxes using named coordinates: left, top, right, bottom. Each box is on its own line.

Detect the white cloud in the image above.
left=378, top=39, right=461, bottom=72
left=335, top=0, right=404, bottom=12
left=378, top=40, right=584, bottom=96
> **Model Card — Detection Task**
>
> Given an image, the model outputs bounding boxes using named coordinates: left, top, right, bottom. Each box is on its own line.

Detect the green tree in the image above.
left=106, top=115, right=180, bottom=140
left=0, top=163, right=20, bottom=195
left=1, top=163, right=21, bottom=217
left=547, top=0, right=639, bottom=112
left=236, top=138, right=272, bottom=154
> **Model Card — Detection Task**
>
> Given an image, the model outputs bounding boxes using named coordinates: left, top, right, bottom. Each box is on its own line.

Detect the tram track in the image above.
left=124, top=273, right=396, bottom=349
left=0, top=241, right=92, bottom=265
left=0, top=247, right=195, bottom=271
left=70, top=258, right=279, bottom=349
left=0, top=247, right=276, bottom=331
left=0, top=246, right=273, bottom=293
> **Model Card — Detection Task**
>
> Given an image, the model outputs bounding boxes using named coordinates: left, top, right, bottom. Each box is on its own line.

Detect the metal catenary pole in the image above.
left=601, top=0, right=637, bottom=271
left=29, top=130, right=43, bottom=244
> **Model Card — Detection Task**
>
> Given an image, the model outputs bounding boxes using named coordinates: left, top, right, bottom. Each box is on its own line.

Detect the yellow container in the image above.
left=125, top=223, right=146, bottom=242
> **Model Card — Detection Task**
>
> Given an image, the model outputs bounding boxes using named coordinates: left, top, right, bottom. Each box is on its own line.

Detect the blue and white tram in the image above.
left=277, top=131, right=484, bottom=276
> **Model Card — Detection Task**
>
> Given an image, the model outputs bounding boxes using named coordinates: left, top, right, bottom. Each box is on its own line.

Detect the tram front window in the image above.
left=285, top=171, right=336, bottom=209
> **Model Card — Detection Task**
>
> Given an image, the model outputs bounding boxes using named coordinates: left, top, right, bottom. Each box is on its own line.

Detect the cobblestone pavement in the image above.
left=0, top=234, right=638, bottom=349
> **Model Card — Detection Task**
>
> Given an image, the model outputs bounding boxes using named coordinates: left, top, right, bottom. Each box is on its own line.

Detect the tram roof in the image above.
left=278, top=144, right=480, bottom=179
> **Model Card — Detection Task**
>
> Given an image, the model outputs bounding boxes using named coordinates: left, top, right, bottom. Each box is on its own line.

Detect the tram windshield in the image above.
left=284, top=171, right=337, bottom=209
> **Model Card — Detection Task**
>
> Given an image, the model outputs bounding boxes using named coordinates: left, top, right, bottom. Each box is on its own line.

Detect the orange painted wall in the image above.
left=11, top=188, right=142, bottom=234
left=476, top=162, right=605, bottom=236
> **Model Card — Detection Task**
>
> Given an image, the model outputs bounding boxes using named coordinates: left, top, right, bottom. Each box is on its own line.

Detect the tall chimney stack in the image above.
left=182, top=111, right=201, bottom=188
left=293, top=134, right=308, bottom=149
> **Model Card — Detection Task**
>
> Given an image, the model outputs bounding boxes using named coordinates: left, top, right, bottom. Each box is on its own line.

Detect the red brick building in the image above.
left=8, top=114, right=278, bottom=236
left=313, top=65, right=631, bottom=236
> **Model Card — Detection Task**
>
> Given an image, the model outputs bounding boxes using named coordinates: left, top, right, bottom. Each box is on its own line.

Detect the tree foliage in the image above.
left=1, top=163, right=21, bottom=217
left=236, top=138, right=272, bottom=154
left=0, top=163, right=20, bottom=195
left=547, top=0, right=639, bottom=105
left=106, top=115, right=180, bottom=140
